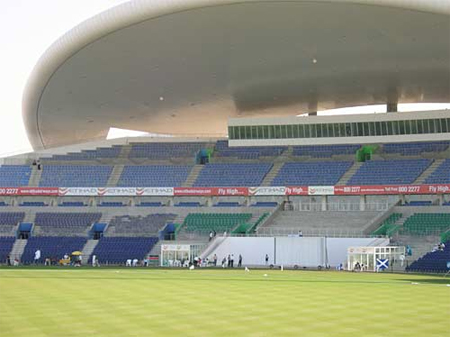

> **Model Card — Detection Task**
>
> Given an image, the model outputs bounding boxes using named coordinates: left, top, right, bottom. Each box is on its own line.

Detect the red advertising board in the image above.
left=334, top=184, right=450, bottom=195
left=0, top=187, right=59, bottom=196
left=285, top=186, right=309, bottom=196
left=173, top=187, right=248, bottom=196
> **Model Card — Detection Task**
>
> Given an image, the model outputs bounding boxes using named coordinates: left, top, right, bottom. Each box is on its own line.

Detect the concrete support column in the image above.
left=244, top=197, right=250, bottom=207
left=438, top=194, right=444, bottom=206
left=168, top=197, right=173, bottom=207
left=360, top=195, right=366, bottom=211
left=206, top=197, right=212, bottom=207
left=399, top=194, right=406, bottom=205
left=321, top=195, right=327, bottom=211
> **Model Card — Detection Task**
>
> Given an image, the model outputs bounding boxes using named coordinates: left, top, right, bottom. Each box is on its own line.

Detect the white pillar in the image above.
left=321, top=196, right=327, bottom=211
left=360, top=195, right=366, bottom=211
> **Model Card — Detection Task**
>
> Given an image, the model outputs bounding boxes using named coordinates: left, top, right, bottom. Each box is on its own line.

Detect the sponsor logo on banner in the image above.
left=285, top=186, right=308, bottom=195
left=97, top=187, right=136, bottom=196
left=215, top=187, right=248, bottom=196
left=308, top=186, right=335, bottom=195
left=248, top=186, right=286, bottom=196
left=137, top=187, right=174, bottom=196
left=174, top=187, right=213, bottom=196
left=0, top=187, right=59, bottom=196
left=59, top=187, right=98, bottom=196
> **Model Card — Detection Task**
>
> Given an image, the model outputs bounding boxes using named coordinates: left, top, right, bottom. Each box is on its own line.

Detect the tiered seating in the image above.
left=48, top=146, right=122, bottom=160
left=129, top=142, right=206, bottom=159
left=213, top=202, right=241, bottom=207
left=137, top=202, right=163, bottom=207
left=34, top=212, right=101, bottom=236
left=0, top=237, right=15, bottom=263
left=402, top=213, right=450, bottom=235
left=194, top=163, right=272, bottom=187
left=383, top=141, right=449, bottom=155
left=21, top=237, right=87, bottom=264
left=90, top=237, right=158, bottom=264
left=182, top=213, right=252, bottom=234
left=98, top=202, right=125, bottom=207
left=403, top=201, right=433, bottom=206
left=214, top=140, right=285, bottom=159
left=372, top=213, right=402, bottom=236
left=347, top=159, right=431, bottom=185
left=406, top=241, right=450, bottom=273
left=118, top=165, right=192, bottom=187
left=272, top=161, right=352, bottom=186
left=425, top=159, right=450, bottom=184
left=293, top=145, right=360, bottom=157
left=251, top=202, right=278, bottom=207
left=175, top=202, right=201, bottom=207
left=39, top=165, right=113, bottom=187
left=0, top=165, right=31, bottom=186
left=20, top=201, right=47, bottom=207
left=0, top=212, right=25, bottom=234
left=59, top=201, right=86, bottom=207
left=108, top=214, right=176, bottom=235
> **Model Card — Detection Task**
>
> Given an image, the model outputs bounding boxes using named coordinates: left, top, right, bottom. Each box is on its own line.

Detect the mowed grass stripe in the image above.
left=0, top=269, right=448, bottom=337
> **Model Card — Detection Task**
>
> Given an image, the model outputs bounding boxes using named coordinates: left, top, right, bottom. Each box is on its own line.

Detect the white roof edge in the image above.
left=22, top=0, right=450, bottom=150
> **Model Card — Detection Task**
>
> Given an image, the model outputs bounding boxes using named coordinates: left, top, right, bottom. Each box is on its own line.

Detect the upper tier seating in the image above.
left=118, top=165, right=192, bottom=187
left=39, top=165, right=113, bottom=187
left=48, top=146, right=123, bottom=160
left=129, top=142, right=206, bottom=159
left=182, top=213, right=252, bottom=234
left=425, top=159, right=450, bottom=184
left=271, top=161, right=352, bottom=186
left=214, top=140, right=286, bottom=159
left=406, top=241, right=449, bottom=273
left=108, top=214, right=176, bottom=235
left=371, top=213, right=402, bottom=236
left=0, top=212, right=25, bottom=234
left=90, top=237, right=158, bottom=264
left=34, top=212, right=102, bottom=236
left=0, top=165, right=31, bottom=186
left=402, top=213, right=450, bottom=235
left=383, top=141, right=449, bottom=155
left=21, top=236, right=87, bottom=264
left=347, top=159, right=431, bottom=185
left=292, top=145, right=360, bottom=158
left=194, top=163, right=272, bottom=187
left=0, top=237, right=15, bottom=263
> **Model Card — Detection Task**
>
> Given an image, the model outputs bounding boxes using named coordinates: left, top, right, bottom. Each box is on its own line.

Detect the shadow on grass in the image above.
left=398, top=278, right=450, bottom=285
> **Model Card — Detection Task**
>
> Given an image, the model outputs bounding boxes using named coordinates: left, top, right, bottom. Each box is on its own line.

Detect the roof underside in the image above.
left=23, top=0, right=450, bottom=150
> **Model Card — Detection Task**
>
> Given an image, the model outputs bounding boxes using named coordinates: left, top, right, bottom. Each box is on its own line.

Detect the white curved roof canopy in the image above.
left=23, top=0, right=450, bottom=149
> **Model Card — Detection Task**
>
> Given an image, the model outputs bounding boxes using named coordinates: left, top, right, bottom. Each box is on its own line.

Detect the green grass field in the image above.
left=0, top=268, right=449, bottom=337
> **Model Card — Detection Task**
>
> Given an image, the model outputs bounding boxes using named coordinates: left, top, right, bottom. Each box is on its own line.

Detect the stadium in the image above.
left=1, top=0, right=450, bottom=336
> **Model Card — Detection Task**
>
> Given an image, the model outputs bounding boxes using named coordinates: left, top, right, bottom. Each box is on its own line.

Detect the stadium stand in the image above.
left=0, top=212, right=25, bottom=234
left=292, top=144, right=360, bottom=157
left=90, top=237, right=158, bottom=264
left=129, top=142, right=206, bottom=159
left=117, top=165, right=192, bottom=187
left=371, top=213, right=402, bottom=236
left=39, top=165, right=113, bottom=187
left=48, top=146, right=123, bottom=160
left=107, top=214, right=176, bottom=236
left=214, top=140, right=286, bottom=159
left=34, top=212, right=102, bottom=236
left=0, top=165, right=31, bottom=186
left=424, top=159, right=450, bottom=184
left=20, top=201, right=47, bottom=207
left=182, top=213, right=252, bottom=234
left=271, top=161, right=352, bottom=186
left=0, top=237, right=15, bottom=263
left=347, top=159, right=431, bottom=185
left=21, top=236, right=87, bottom=264
left=194, top=163, right=272, bottom=187
left=383, top=141, right=449, bottom=155
left=59, top=201, right=86, bottom=207
left=406, top=241, right=450, bottom=273
left=401, top=213, right=450, bottom=235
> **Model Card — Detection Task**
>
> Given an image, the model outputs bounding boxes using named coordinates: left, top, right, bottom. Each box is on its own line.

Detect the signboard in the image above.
left=248, top=186, right=286, bottom=196
left=161, top=244, right=190, bottom=252
left=308, top=186, right=335, bottom=196
left=0, top=187, right=58, bottom=196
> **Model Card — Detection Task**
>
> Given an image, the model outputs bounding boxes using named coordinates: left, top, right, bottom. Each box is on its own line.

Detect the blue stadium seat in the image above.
left=0, top=165, right=31, bottom=186
left=118, top=165, right=192, bottom=187
left=90, top=237, right=158, bottom=264
left=39, top=165, right=113, bottom=187
left=21, top=237, right=87, bottom=264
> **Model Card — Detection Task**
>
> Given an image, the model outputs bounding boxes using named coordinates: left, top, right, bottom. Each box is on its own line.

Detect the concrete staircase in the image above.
left=118, top=145, right=132, bottom=159
left=261, top=162, right=284, bottom=186
left=106, top=164, right=125, bottom=186
left=10, top=239, right=27, bottom=262
left=413, top=159, right=444, bottom=184
left=336, top=162, right=363, bottom=185
left=182, top=165, right=203, bottom=187
left=81, top=239, right=99, bottom=263
left=28, top=166, right=43, bottom=187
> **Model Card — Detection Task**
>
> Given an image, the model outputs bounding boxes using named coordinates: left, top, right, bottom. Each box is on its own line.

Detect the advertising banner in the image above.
left=248, top=186, right=286, bottom=196
left=0, top=187, right=59, bottom=196
left=285, top=186, right=309, bottom=196
left=308, top=186, right=335, bottom=196
left=137, top=187, right=174, bottom=196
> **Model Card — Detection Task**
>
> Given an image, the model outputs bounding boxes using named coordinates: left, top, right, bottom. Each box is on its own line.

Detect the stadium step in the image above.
left=336, top=162, right=363, bottom=185
left=261, top=162, right=285, bottom=186
left=182, top=165, right=204, bottom=187
left=413, top=159, right=444, bottom=184
left=81, top=239, right=99, bottom=264
left=107, top=164, right=125, bottom=186
left=10, top=239, right=27, bottom=262
left=28, top=165, right=43, bottom=187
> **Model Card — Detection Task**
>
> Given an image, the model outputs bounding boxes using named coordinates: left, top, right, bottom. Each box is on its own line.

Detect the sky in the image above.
left=0, top=0, right=449, bottom=157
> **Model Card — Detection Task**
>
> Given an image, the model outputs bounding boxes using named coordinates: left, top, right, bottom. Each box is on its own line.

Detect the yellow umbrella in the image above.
left=71, top=251, right=82, bottom=256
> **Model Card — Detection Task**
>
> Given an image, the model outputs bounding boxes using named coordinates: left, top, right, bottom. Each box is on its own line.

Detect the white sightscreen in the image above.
left=275, top=237, right=326, bottom=267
